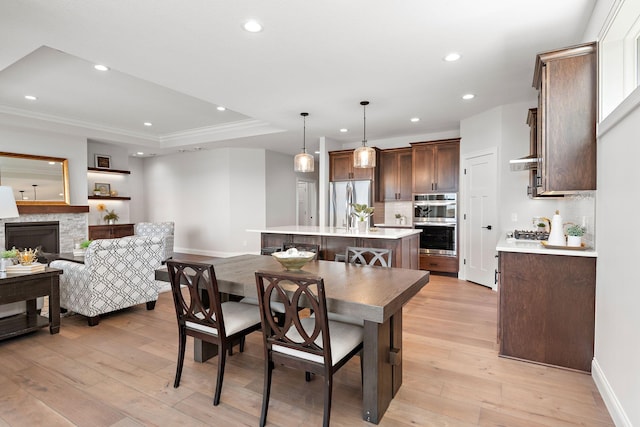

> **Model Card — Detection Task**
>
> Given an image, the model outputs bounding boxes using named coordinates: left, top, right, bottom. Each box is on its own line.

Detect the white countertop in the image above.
left=248, top=225, right=421, bottom=240
left=496, top=237, right=597, bottom=257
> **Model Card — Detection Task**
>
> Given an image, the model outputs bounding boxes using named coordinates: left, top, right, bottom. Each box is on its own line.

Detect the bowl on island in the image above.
left=272, top=248, right=316, bottom=271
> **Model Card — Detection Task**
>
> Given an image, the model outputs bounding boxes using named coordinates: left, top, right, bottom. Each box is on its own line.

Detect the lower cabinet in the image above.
left=260, top=233, right=419, bottom=269
left=419, top=254, right=458, bottom=274
left=88, top=224, right=134, bottom=240
left=498, top=251, right=595, bottom=372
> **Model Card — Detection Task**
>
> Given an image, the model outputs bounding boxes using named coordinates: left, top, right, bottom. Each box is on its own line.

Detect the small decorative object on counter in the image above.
left=272, top=248, right=316, bottom=271
left=547, top=210, right=566, bottom=246
left=395, top=213, right=403, bottom=225
left=103, top=209, right=119, bottom=225
left=351, top=203, right=374, bottom=233
left=566, top=224, right=585, bottom=247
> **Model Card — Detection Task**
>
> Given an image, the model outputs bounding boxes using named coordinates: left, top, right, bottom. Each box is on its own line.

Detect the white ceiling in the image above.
left=0, top=1, right=596, bottom=158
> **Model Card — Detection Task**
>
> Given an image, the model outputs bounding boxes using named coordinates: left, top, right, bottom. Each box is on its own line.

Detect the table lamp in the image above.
left=0, top=186, right=19, bottom=220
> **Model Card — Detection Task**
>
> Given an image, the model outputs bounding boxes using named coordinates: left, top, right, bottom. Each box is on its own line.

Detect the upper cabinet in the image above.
left=411, top=139, right=460, bottom=194
left=533, top=42, right=597, bottom=195
left=379, top=148, right=412, bottom=201
left=329, top=149, right=378, bottom=181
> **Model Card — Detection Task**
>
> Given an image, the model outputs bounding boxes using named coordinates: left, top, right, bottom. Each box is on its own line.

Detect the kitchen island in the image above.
left=496, top=237, right=596, bottom=372
left=249, top=225, right=421, bottom=269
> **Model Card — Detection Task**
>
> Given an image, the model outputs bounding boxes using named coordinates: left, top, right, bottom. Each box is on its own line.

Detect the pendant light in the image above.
left=294, top=112, right=314, bottom=172
left=354, top=100, right=376, bottom=168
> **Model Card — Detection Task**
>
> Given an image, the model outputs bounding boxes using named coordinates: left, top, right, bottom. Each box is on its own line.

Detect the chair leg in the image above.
left=305, top=371, right=312, bottom=382
left=174, top=330, right=186, bottom=388
left=213, top=342, right=227, bottom=406
left=239, top=336, right=246, bottom=352
left=87, top=316, right=99, bottom=326
left=260, top=359, right=274, bottom=427
left=146, top=300, right=156, bottom=310
left=323, top=374, right=333, bottom=427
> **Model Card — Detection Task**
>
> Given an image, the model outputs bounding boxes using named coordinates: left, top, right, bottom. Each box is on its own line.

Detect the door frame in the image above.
left=296, top=178, right=318, bottom=226
left=459, top=146, right=498, bottom=288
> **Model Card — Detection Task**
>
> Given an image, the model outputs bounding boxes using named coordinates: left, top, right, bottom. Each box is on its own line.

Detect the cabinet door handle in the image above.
left=482, top=225, right=493, bottom=230
left=495, top=269, right=499, bottom=285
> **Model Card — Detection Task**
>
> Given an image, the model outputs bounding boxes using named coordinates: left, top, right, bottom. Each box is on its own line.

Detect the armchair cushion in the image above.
left=50, top=236, right=165, bottom=321
left=134, top=222, right=174, bottom=261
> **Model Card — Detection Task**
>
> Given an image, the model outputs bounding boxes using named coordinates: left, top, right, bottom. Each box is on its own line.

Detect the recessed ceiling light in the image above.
left=144, top=122, right=153, bottom=126
left=24, top=95, right=37, bottom=101
left=339, top=128, right=348, bottom=133
left=94, top=64, right=109, bottom=71
left=444, top=53, right=461, bottom=62
left=314, top=151, right=320, bottom=154
left=217, top=106, right=226, bottom=111
left=137, top=152, right=144, bottom=155
left=410, top=117, right=420, bottom=122
left=462, top=93, right=475, bottom=100
left=48, top=161, right=56, bottom=165
left=243, top=19, right=263, bottom=32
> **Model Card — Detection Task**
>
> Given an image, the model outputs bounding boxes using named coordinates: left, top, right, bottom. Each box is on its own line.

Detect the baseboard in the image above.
left=592, top=357, right=632, bottom=427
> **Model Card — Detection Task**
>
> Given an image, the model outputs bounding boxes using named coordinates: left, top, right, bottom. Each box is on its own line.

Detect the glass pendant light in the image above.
left=294, top=112, right=314, bottom=172
left=354, top=100, right=376, bottom=168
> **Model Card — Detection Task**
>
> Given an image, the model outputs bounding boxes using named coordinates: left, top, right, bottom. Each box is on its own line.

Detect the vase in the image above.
left=567, top=235, right=582, bottom=247
left=357, top=221, right=367, bottom=233
left=107, top=219, right=116, bottom=225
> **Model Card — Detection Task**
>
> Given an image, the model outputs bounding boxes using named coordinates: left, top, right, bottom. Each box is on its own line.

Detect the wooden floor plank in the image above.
left=0, top=273, right=614, bottom=426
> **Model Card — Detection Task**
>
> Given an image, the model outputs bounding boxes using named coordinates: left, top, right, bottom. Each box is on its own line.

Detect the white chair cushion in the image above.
left=272, top=317, right=363, bottom=365
left=185, top=301, right=261, bottom=336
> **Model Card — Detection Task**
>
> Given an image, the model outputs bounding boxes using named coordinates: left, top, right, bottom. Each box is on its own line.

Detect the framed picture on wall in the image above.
left=95, top=154, right=111, bottom=169
left=95, top=183, right=111, bottom=196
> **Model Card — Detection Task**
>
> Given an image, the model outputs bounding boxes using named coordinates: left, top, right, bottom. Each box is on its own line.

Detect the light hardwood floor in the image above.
left=0, top=274, right=613, bottom=426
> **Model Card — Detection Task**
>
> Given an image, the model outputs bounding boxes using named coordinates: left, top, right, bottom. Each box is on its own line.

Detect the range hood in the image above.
left=509, top=155, right=539, bottom=171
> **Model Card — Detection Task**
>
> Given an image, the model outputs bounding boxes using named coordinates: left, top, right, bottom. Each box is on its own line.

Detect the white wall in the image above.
left=265, top=150, right=318, bottom=227
left=142, top=147, right=267, bottom=257
left=0, top=125, right=87, bottom=204
left=128, top=156, right=146, bottom=224
left=592, top=91, right=640, bottom=427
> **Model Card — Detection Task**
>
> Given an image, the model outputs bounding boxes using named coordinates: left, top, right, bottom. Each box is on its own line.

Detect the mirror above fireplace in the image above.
left=0, top=152, right=70, bottom=205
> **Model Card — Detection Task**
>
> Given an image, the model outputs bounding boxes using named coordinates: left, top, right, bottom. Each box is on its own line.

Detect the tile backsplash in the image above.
left=383, top=201, right=413, bottom=225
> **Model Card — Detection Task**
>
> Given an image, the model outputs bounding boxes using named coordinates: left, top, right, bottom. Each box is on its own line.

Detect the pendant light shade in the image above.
left=294, top=112, right=314, bottom=172
left=354, top=101, right=376, bottom=168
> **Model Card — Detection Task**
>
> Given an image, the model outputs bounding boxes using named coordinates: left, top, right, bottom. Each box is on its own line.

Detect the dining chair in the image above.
left=254, top=270, right=364, bottom=427
left=281, top=242, right=321, bottom=259
left=166, top=260, right=261, bottom=406
left=345, top=246, right=393, bottom=267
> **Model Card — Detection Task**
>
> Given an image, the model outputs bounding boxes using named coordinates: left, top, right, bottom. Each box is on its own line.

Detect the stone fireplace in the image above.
left=0, top=212, right=88, bottom=253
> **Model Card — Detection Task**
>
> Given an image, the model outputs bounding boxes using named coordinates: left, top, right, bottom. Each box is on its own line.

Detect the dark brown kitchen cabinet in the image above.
left=525, top=108, right=563, bottom=200
left=411, top=138, right=459, bottom=194
left=329, top=149, right=378, bottom=181
left=88, top=224, right=134, bottom=240
left=379, top=148, right=412, bottom=201
left=498, top=251, right=595, bottom=372
left=533, top=42, right=597, bottom=195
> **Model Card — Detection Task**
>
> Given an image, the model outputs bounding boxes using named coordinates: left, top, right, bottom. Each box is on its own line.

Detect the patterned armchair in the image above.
left=134, top=222, right=175, bottom=262
left=50, top=236, right=165, bottom=326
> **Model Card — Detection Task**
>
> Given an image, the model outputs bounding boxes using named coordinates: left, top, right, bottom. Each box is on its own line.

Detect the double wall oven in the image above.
left=413, top=193, right=457, bottom=256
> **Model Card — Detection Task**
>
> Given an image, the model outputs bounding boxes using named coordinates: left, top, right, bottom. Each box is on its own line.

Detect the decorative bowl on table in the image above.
left=272, top=248, right=316, bottom=271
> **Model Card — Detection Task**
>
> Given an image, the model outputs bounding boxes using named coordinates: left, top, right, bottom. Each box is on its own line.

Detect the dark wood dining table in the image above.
left=155, top=254, right=429, bottom=424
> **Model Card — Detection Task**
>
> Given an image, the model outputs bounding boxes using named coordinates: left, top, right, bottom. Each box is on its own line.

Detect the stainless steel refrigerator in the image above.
left=329, top=180, right=372, bottom=229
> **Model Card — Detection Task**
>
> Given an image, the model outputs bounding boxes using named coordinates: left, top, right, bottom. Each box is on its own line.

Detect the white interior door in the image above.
left=463, top=149, right=497, bottom=288
left=297, top=179, right=317, bottom=226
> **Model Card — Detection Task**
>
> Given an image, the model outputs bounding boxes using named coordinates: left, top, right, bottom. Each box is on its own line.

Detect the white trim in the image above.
left=592, top=357, right=633, bottom=427
left=599, top=84, right=640, bottom=137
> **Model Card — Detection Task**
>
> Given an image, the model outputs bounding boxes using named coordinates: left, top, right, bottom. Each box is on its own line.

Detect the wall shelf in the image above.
left=87, top=167, right=131, bottom=175
left=88, top=196, right=131, bottom=201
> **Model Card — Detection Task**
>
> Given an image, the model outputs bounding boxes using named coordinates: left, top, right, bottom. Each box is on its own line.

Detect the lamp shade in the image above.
left=0, top=186, right=19, bottom=219
left=354, top=100, right=376, bottom=168
left=294, top=152, right=314, bottom=172
left=294, top=112, right=314, bottom=172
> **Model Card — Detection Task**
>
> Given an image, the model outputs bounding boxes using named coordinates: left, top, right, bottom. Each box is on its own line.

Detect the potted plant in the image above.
left=395, top=213, right=403, bottom=225
left=0, top=247, right=18, bottom=272
left=566, top=224, right=585, bottom=247
left=351, top=203, right=374, bottom=232
left=93, top=186, right=102, bottom=196
left=103, top=209, right=119, bottom=225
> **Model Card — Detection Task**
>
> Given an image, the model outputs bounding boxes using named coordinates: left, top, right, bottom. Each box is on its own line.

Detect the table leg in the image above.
left=362, top=308, right=403, bottom=424
left=49, top=275, right=60, bottom=334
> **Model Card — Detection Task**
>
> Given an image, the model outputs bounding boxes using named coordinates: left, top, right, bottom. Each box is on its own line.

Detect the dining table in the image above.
left=155, top=254, right=429, bottom=424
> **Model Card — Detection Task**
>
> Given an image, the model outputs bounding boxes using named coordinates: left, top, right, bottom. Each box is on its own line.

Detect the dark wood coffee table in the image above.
left=0, top=268, right=62, bottom=339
